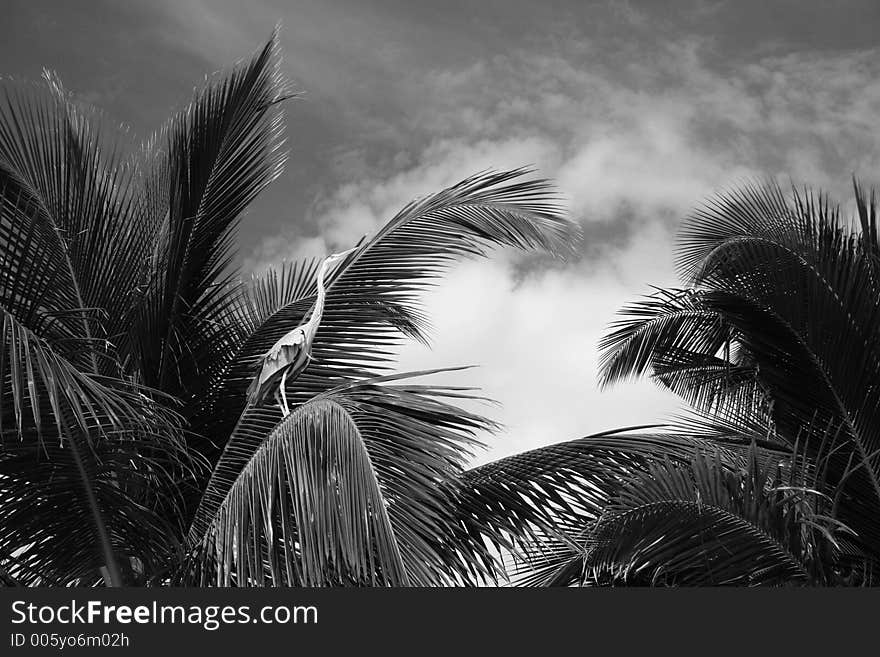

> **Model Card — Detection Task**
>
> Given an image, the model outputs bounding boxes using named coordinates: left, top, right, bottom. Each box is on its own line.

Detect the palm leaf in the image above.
left=184, top=370, right=500, bottom=586
left=186, top=168, right=579, bottom=545
left=600, top=180, right=880, bottom=574
left=0, top=307, right=196, bottom=585
left=582, top=445, right=846, bottom=585
left=598, top=287, right=768, bottom=416
left=507, top=439, right=849, bottom=586
left=0, top=73, right=154, bottom=376
left=126, top=29, right=292, bottom=403
left=452, top=428, right=739, bottom=562
left=0, top=67, right=201, bottom=585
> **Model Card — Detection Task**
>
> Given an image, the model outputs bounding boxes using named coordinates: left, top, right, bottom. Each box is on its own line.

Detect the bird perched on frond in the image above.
left=246, top=247, right=357, bottom=416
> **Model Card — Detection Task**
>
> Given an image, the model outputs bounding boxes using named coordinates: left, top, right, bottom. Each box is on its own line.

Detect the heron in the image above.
left=246, top=247, right=357, bottom=416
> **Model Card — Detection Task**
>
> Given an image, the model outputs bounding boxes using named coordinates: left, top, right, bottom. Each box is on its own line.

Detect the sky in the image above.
left=5, top=0, right=880, bottom=465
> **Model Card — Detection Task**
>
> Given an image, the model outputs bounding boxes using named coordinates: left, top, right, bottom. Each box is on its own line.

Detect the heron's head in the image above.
left=324, top=246, right=358, bottom=266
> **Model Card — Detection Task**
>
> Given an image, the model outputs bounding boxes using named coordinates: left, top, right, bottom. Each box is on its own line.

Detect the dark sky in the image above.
left=5, top=0, right=880, bottom=461
left=6, top=0, right=879, bottom=257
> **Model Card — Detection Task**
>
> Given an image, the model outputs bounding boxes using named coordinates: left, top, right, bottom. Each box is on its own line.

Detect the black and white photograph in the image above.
left=1, top=0, right=879, bottom=649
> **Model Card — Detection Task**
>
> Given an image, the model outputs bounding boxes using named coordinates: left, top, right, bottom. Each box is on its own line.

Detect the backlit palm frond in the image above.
left=451, top=429, right=743, bottom=568
left=456, top=414, right=861, bottom=587
left=0, top=306, right=170, bottom=440
left=189, top=256, right=427, bottom=454
left=0, top=66, right=200, bottom=586
left=207, top=168, right=575, bottom=434
left=503, top=525, right=592, bottom=587
left=600, top=180, right=880, bottom=578
left=506, top=437, right=851, bottom=587
left=183, top=371, right=499, bottom=586
left=582, top=444, right=849, bottom=586
left=853, top=179, right=880, bottom=285
left=236, top=259, right=324, bottom=335
left=0, top=422, right=197, bottom=586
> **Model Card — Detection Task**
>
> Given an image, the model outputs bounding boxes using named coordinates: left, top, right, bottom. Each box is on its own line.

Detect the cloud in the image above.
left=242, top=28, right=880, bottom=465
left=394, top=226, right=682, bottom=466
left=11, top=0, right=880, bottom=472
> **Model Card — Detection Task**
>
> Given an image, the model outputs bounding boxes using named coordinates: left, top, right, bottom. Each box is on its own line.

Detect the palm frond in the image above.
left=0, top=305, right=174, bottom=440
left=598, top=287, right=767, bottom=414
left=0, top=67, right=202, bottom=586
left=184, top=371, right=501, bottom=586
left=127, top=30, right=292, bottom=402
left=682, top=184, right=880, bottom=555
left=0, top=312, right=197, bottom=585
left=187, top=168, right=579, bottom=534
left=452, top=428, right=745, bottom=564
left=601, top=180, right=880, bottom=574
left=583, top=445, right=847, bottom=586
left=0, top=422, right=197, bottom=586
left=0, top=73, right=153, bottom=376
left=508, top=439, right=849, bottom=586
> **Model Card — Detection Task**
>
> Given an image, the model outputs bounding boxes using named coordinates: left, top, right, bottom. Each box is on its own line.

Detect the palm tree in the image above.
left=0, top=32, right=583, bottom=587
left=498, top=181, right=880, bottom=585
left=9, top=31, right=863, bottom=589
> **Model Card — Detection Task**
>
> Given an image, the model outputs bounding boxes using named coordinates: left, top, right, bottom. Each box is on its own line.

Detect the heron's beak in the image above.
left=326, top=246, right=359, bottom=271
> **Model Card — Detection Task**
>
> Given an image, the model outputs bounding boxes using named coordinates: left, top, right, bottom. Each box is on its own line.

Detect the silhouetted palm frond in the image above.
left=126, top=29, right=292, bottom=406
left=593, top=180, right=880, bottom=582
left=183, top=370, right=500, bottom=586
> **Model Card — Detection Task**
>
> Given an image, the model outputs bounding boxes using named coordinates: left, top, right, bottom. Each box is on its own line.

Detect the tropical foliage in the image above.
left=4, top=30, right=877, bottom=588
left=504, top=181, right=880, bottom=585
left=0, top=33, right=585, bottom=586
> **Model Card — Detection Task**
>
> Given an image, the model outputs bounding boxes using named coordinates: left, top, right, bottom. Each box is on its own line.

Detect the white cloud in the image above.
left=243, top=34, right=880, bottom=466
left=395, top=233, right=682, bottom=466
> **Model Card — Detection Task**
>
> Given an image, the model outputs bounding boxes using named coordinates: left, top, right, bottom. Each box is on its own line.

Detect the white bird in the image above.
left=246, top=247, right=357, bottom=416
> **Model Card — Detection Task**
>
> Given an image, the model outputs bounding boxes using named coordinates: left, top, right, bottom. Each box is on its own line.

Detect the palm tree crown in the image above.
left=520, top=180, right=880, bottom=585
left=0, top=33, right=583, bottom=586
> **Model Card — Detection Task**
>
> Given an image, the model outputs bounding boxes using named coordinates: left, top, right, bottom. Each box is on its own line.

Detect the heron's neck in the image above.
left=306, top=259, right=331, bottom=334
